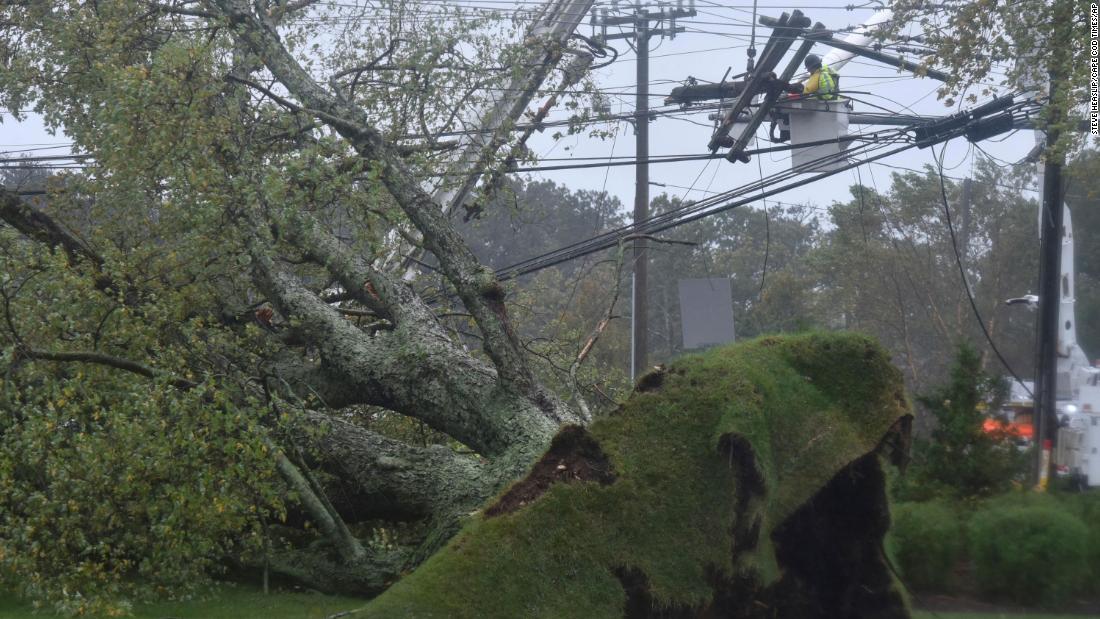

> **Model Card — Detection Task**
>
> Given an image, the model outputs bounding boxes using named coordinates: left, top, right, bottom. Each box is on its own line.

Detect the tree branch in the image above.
left=331, top=37, right=400, bottom=98
left=568, top=247, right=626, bottom=422
left=202, top=0, right=555, bottom=405
left=242, top=213, right=555, bottom=457
left=267, top=0, right=322, bottom=22
left=18, top=347, right=199, bottom=390
left=269, top=437, right=367, bottom=563
left=15, top=318, right=371, bottom=566
left=272, top=206, right=419, bottom=326
left=0, top=187, right=145, bottom=303
left=155, top=3, right=217, bottom=19
left=0, top=188, right=102, bottom=268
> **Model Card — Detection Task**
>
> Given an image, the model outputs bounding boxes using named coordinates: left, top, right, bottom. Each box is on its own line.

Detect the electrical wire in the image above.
left=934, top=142, right=1034, bottom=399
left=438, top=127, right=907, bottom=174
left=872, top=160, right=1040, bottom=194
left=491, top=138, right=910, bottom=282
left=754, top=135, right=770, bottom=299
left=0, top=128, right=898, bottom=176
left=481, top=97, right=1037, bottom=283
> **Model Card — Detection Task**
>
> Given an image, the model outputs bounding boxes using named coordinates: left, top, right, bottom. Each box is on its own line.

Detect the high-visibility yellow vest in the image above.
left=816, top=65, right=838, bottom=100
left=804, top=65, right=839, bottom=100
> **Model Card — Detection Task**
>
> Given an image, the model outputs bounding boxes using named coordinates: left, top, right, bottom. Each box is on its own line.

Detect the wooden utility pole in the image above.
left=394, top=0, right=596, bottom=278
left=1034, top=146, right=1064, bottom=489
left=593, top=1, right=696, bottom=380
left=1032, top=0, right=1073, bottom=487
left=1033, top=57, right=1068, bottom=488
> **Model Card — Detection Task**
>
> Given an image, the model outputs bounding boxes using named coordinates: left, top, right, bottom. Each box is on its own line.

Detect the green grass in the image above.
left=0, top=586, right=369, bottom=618
left=0, top=593, right=1086, bottom=619
left=913, top=614, right=1093, bottom=619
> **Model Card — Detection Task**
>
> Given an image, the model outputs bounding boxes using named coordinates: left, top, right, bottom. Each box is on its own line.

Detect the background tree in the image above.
left=640, top=195, right=822, bottom=365
left=894, top=342, right=1028, bottom=501
left=810, top=160, right=1038, bottom=399
left=887, top=0, right=1084, bottom=153
left=458, top=178, right=633, bottom=414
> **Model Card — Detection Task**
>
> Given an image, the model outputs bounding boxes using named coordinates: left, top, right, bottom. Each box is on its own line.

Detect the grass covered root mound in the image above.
left=366, top=333, right=914, bottom=618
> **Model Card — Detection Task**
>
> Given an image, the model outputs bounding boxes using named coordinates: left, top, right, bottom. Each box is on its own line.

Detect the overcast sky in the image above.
left=518, top=1, right=1038, bottom=219
left=0, top=0, right=1040, bottom=222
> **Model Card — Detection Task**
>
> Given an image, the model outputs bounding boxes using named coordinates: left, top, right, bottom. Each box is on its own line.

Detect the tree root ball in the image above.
left=362, top=333, right=914, bottom=618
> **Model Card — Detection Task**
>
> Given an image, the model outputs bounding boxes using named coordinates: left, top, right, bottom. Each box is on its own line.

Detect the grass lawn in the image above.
left=0, top=592, right=1092, bottom=619
left=913, top=614, right=1095, bottom=618
left=0, top=586, right=369, bottom=618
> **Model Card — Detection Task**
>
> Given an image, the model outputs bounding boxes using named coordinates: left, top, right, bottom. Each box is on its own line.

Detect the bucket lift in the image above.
left=704, top=9, right=945, bottom=173
left=1021, top=207, right=1100, bottom=485
left=778, top=98, right=852, bottom=173
left=707, top=11, right=830, bottom=165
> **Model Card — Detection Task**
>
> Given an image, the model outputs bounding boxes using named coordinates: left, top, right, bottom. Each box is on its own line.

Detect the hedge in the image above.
left=890, top=501, right=963, bottom=591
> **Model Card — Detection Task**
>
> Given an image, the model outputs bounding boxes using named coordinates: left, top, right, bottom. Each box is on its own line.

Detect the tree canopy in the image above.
left=887, top=0, right=1085, bottom=153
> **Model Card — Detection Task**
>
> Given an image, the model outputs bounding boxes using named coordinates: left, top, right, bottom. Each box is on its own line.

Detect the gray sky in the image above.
left=0, top=1, right=1039, bottom=219
left=520, top=1, right=1038, bottom=218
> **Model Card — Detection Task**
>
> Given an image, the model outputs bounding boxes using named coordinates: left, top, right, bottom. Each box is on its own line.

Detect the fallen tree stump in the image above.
left=362, top=333, right=913, bottom=618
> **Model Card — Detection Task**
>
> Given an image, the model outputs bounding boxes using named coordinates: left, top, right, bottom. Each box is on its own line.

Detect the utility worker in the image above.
left=770, top=55, right=839, bottom=141
left=798, top=54, right=839, bottom=100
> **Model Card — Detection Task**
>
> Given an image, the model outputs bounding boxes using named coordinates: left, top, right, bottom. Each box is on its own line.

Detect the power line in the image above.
left=934, top=143, right=1034, bottom=399
left=415, top=139, right=910, bottom=311
left=491, top=139, right=905, bottom=281
left=443, top=128, right=906, bottom=174
left=479, top=97, right=1036, bottom=282
left=871, top=160, right=1039, bottom=193
left=7, top=101, right=1032, bottom=183
left=0, top=112, right=1031, bottom=182
left=0, top=154, right=93, bottom=164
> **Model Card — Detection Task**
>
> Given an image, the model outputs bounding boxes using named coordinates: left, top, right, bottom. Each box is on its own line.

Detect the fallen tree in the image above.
left=0, top=3, right=599, bottom=610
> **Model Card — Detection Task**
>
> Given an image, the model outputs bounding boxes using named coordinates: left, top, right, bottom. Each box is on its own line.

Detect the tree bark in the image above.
left=301, top=411, right=492, bottom=522
left=242, top=214, right=560, bottom=458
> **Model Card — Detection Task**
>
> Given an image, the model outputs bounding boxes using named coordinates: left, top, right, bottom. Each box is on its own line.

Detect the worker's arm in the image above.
left=802, top=71, right=821, bottom=95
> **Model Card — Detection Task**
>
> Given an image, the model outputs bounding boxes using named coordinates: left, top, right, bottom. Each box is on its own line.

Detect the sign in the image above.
left=678, top=278, right=735, bottom=349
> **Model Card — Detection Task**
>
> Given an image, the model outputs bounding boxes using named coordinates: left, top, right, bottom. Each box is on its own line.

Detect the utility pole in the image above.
left=634, top=18, right=650, bottom=383
left=1034, top=143, right=1064, bottom=489
left=1031, top=0, right=1072, bottom=486
left=1033, top=59, right=1068, bottom=488
left=592, top=0, right=696, bottom=380
left=431, top=0, right=596, bottom=216
left=392, top=0, right=596, bottom=278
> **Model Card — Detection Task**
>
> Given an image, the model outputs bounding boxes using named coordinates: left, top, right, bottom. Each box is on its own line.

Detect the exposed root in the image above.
left=484, top=425, right=615, bottom=517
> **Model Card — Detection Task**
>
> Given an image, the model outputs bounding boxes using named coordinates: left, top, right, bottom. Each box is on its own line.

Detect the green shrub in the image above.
left=896, top=343, right=1028, bottom=503
left=968, top=504, right=1089, bottom=605
left=889, top=501, right=963, bottom=592
left=1056, top=492, right=1100, bottom=592
left=1002, top=492, right=1100, bottom=594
